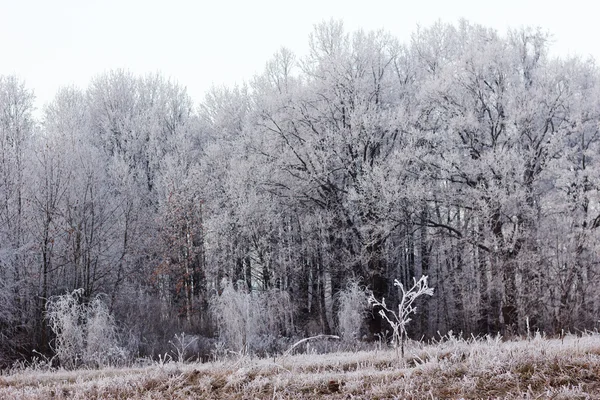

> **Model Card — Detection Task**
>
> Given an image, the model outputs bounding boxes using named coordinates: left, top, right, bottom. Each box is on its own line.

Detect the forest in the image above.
left=1, top=19, right=599, bottom=368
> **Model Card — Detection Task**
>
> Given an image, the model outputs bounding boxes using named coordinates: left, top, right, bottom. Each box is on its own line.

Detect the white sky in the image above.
left=1, top=0, right=598, bottom=112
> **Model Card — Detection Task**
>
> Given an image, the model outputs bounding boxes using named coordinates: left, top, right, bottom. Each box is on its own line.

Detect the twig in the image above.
left=283, top=334, right=340, bottom=357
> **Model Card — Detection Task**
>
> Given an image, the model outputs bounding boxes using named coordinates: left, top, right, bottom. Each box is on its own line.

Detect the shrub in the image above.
left=46, top=289, right=85, bottom=369
left=46, top=289, right=126, bottom=368
left=84, top=296, right=127, bottom=367
left=336, top=280, right=369, bottom=342
left=210, top=282, right=294, bottom=355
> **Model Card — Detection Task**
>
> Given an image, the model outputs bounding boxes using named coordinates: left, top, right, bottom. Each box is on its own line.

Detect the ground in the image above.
left=1, top=333, right=600, bottom=399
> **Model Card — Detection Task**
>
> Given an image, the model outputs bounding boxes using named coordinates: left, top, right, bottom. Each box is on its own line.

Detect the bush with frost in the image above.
left=336, top=280, right=369, bottom=342
left=210, top=282, right=294, bottom=355
left=84, top=296, right=127, bottom=367
left=46, top=289, right=126, bottom=368
left=46, top=289, right=85, bottom=369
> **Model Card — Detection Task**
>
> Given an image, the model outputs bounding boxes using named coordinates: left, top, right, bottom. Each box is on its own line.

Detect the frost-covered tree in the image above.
left=1, top=21, right=600, bottom=365
left=0, top=75, right=36, bottom=363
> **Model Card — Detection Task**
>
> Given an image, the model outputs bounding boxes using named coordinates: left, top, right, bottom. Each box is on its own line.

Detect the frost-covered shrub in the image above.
left=84, top=296, right=127, bottom=367
left=169, top=333, right=218, bottom=362
left=336, top=280, right=369, bottom=342
left=210, top=282, right=294, bottom=355
left=368, top=275, right=434, bottom=359
left=46, top=289, right=86, bottom=369
left=262, top=288, right=294, bottom=336
left=210, top=284, right=249, bottom=353
left=46, top=289, right=126, bottom=369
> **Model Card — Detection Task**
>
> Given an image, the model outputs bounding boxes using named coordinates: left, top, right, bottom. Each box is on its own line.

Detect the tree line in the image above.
left=1, top=19, right=599, bottom=366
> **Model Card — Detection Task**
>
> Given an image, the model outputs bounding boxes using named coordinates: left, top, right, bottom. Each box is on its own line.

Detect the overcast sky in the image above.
left=1, top=0, right=598, bottom=112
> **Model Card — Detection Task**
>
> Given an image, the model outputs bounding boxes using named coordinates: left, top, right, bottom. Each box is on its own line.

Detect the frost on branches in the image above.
left=45, top=289, right=126, bottom=369
left=368, top=275, right=434, bottom=359
left=210, top=282, right=294, bottom=356
left=337, top=280, right=370, bottom=342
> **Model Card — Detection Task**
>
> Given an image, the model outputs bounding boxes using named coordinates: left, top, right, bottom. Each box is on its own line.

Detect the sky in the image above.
left=1, top=0, right=598, bottom=113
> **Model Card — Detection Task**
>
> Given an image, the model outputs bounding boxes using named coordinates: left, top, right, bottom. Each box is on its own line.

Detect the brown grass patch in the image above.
left=1, top=334, right=599, bottom=399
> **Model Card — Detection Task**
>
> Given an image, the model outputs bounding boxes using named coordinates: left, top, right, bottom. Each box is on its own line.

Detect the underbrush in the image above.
left=1, top=332, right=600, bottom=399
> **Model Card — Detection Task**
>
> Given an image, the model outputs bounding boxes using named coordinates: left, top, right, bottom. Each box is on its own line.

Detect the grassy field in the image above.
left=1, top=333, right=600, bottom=399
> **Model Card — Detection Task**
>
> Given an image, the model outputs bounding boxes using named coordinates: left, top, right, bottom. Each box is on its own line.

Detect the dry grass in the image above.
left=1, top=333, right=600, bottom=399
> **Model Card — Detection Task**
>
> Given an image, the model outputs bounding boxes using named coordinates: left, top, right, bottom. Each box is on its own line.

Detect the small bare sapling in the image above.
left=368, top=275, right=434, bottom=359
